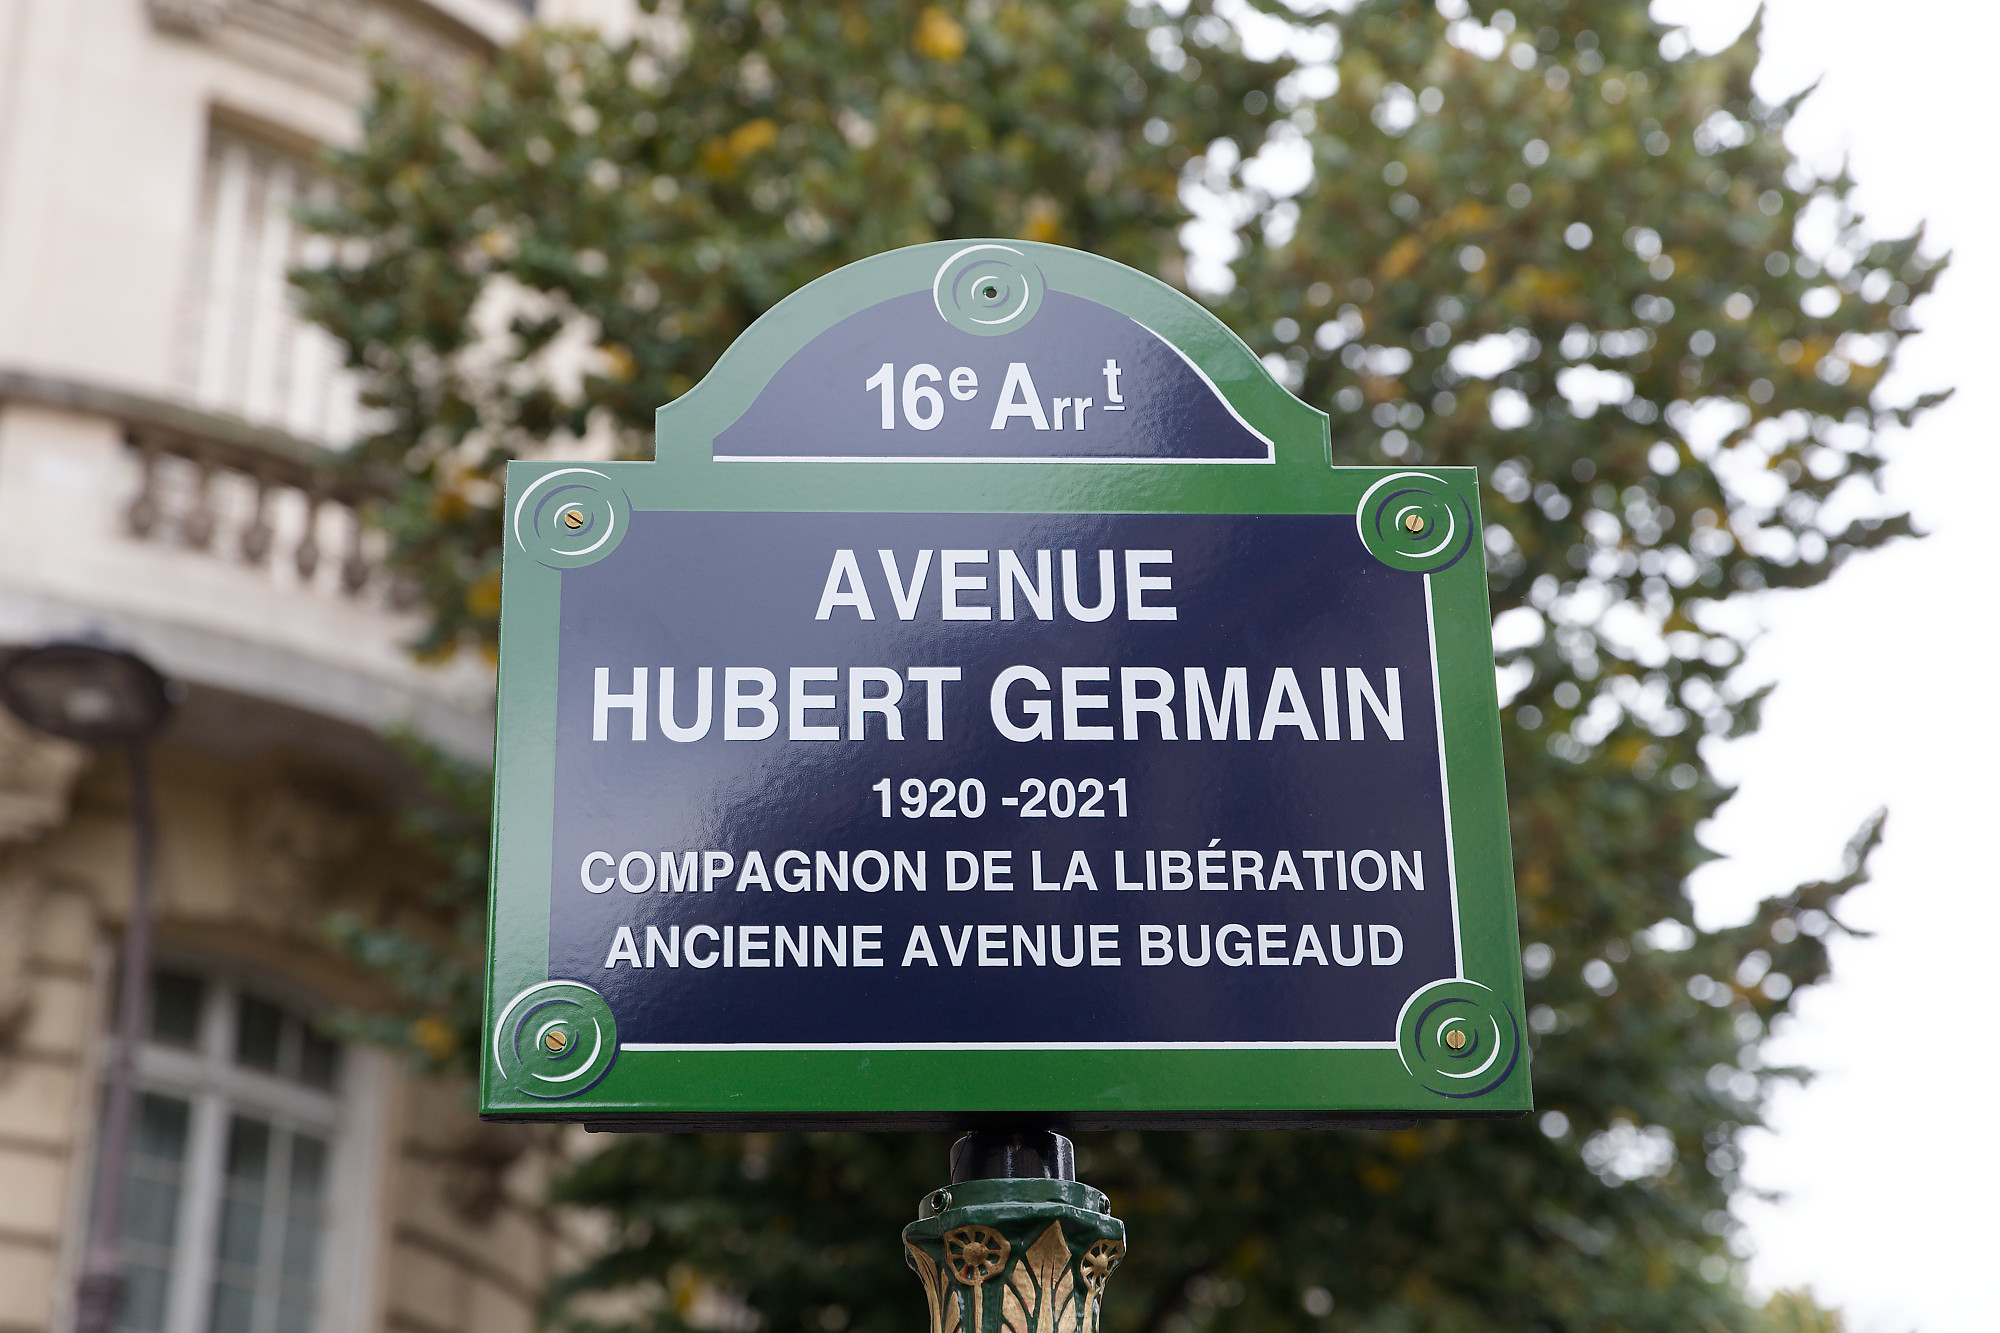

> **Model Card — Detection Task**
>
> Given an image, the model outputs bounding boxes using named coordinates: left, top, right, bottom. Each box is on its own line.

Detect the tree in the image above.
left=296, top=2, right=1943, bottom=1331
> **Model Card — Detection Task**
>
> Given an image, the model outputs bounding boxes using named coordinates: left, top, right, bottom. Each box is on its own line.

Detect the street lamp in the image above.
left=0, top=642, right=176, bottom=1333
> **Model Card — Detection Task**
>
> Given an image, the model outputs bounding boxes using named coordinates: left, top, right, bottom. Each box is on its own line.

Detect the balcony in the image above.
left=0, top=372, right=492, bottom=765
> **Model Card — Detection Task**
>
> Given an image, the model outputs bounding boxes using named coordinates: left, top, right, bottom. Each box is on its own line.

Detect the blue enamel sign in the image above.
left=485, top=240, right=1523, bottom=1127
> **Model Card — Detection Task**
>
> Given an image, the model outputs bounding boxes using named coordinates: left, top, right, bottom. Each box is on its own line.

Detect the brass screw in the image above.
left=562, top=509, right=585, bottom=530
left=1402, top=512, right=1427, bottom=534
left=1444, top=1029, right=1468, bottom=1052
left=542, top=1029, right=570, bottom=1054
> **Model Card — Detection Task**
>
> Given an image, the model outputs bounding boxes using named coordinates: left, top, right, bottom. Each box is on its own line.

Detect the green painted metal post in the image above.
left=905, top=1132, right=1125, bottom=1333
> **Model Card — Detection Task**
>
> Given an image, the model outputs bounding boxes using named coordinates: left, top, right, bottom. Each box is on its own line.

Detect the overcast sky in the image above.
left=1645, top=2, right=2000, bottom=1330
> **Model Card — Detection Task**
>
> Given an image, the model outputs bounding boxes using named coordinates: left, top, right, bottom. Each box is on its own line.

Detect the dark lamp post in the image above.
left=0, top=642, right=175, bottom=1333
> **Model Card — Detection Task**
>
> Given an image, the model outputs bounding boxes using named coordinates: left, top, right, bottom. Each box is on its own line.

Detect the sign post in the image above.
left=484, top=240, right=1525, bottom=1330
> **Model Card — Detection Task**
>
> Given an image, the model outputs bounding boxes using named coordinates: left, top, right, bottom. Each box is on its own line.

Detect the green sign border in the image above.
left=483, top=241, right=1527, bottom=1127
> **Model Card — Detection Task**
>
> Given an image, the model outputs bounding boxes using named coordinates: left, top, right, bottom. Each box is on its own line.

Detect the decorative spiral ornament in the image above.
left=492, top=980, right=619, bottom=1099
left=511, top=467, right=631, bottom=570
left=932, top=244, right=1045, bottom=336
left=1356, top=471, right=1475, bottom=574
left=1396, top=978, right=1522, bottom=1099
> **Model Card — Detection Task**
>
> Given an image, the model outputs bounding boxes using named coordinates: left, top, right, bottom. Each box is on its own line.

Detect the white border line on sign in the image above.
left=605, top=518, right=1461, bottom=1057
left=620, top=1040, right=1403, bottom=1052
left=712, top=453, right=1275, bottom=464
left=1424, top=572, right=1467, bottom=981
left=1132, top=320, right=1278, bottom=463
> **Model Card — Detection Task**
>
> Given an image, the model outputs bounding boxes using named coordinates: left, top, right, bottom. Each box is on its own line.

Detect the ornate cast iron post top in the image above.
left=906, top=1131, right=1125, bottom=1333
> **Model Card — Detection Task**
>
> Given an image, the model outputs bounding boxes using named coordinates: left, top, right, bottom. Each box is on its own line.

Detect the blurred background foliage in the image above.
left=296, top=1, right=1943, bottom=1331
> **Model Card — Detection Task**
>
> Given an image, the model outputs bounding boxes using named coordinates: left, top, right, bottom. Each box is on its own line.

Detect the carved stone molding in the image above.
left=0, top=709, right=89, bottom=848
left=145, top=0, right=228, bottom=35
left=143, top=0, right=488, bottom=86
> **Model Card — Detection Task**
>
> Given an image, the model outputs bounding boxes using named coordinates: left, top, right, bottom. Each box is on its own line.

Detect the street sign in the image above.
left=484, top=241, right=1526, bottom=1128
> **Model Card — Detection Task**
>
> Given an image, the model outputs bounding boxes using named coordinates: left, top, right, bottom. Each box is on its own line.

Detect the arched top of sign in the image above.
left=656, top=240, right=1327, bottom=466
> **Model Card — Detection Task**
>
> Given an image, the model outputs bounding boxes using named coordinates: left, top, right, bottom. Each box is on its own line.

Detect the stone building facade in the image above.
left=0, top=3, right=622, bottom=1332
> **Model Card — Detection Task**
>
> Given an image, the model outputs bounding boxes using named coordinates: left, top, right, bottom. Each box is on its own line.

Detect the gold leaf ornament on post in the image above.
left=1005, top=1223, right=1076, bottom=1333
left=944, top=1225, right=1010, bottom=1333
left=906, top=1243, right=950, bottom=1333
left=1001, top=1267, right=1030, bottom=1333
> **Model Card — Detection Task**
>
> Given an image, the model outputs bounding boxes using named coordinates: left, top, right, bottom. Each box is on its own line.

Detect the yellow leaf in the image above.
left=914, top=7, right=967, bottom=62
left=698, top=136, right=734, bottom=176
left=1020, top=197, right=1062, bottom=243
left=1502, top=265, right=1584, bottom=319
left=667, top=1264, right=700, bottom=1315
left=600, top=342, right=636, bottom=381
left=429, top=486, right=468, bottom=521
left=729, top=117, right=779, bottom=157
left=1379, top=235, right=1423, bottom=280
left=1435, top=200, right=1495, bottom=236
left=410, top=1015, right=457, bottom=1059
left=465, top=570, right=502, bottom=617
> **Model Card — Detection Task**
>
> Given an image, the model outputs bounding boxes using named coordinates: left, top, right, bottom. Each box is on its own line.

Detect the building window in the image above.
left=100, top=969, right=346, bottom=1333
left=177, top=123, right=361, bottom=447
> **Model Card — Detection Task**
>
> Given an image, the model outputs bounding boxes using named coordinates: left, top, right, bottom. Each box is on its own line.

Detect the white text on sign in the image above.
left=864, top=360, right=1130, bottom=431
